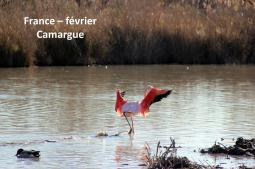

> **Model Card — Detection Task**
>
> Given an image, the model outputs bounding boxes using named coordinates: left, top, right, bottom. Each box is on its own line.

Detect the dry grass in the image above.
left=145, top=137, right=254, bottom=168
left=0, top=0, right=254, bottom=66
left=145, top=138, right=206, bottom=168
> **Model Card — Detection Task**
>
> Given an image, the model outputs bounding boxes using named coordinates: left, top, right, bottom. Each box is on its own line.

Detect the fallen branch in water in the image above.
left=96, top=131, right=125, bottom=137
left=200, top=137, right=255, bottom=157
left=109, top=131, right=126, bottom=137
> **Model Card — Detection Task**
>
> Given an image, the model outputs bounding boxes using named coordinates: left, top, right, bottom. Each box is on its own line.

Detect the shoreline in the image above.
left=0, top=64, right=254, bottom=69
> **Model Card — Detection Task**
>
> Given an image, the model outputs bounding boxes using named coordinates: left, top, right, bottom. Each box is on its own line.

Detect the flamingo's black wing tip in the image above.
left=151, top=89, right=172, bottom=104
left=167, top=89, right=172, bottom=95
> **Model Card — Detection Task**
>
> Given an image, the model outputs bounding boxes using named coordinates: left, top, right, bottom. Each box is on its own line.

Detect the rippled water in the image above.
left=0, top=65, right=255, bottom=168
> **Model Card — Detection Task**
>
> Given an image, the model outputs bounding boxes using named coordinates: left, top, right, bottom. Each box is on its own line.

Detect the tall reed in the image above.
left=0, top=0, right=254, bottom=66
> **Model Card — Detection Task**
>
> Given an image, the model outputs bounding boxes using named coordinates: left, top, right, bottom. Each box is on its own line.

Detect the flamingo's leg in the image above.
left=124, top=113, right=132, bottom=134
left=131, top=116, right=134, bottom=133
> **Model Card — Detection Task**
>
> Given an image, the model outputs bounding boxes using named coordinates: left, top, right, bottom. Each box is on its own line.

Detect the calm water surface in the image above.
left=0, top=65, right=255, bottom=168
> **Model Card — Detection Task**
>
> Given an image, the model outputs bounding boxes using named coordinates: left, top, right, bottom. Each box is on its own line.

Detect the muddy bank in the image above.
left=201, top=137, right=255, bottom=157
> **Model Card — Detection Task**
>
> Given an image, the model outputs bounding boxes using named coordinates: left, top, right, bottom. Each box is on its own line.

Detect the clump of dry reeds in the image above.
left=145, top=138, right=205, bottom=169
left=145, top=137, right=254, bottom=169
left=0, top=0, right=254, bottom=66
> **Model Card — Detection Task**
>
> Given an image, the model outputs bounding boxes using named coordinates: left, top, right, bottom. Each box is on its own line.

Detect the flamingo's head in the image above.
left=116, top=89, right=126, bottom=97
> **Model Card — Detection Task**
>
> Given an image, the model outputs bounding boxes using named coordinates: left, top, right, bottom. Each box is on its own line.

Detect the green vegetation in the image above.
left=0, top=0, right=254, bottom=67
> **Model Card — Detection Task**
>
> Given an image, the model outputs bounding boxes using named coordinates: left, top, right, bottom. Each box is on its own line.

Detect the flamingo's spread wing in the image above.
left=140, top=86, right=171, bottom=116
left=150, top=89, right=171, bottom=104
left=144, top=85, right=152, bottom=97
left=115, top=89, right=127, bottom=116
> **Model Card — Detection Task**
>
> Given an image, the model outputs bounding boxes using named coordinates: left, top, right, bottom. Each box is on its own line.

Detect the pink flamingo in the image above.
left=115, top=86, right=172, bottom=134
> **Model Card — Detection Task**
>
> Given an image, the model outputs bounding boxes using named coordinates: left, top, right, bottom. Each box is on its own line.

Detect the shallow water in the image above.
left=0, top=65, right=255, bottom=168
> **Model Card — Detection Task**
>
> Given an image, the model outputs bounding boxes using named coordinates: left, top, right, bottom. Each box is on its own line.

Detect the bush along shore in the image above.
left=0, top=0, right=255, bottom=67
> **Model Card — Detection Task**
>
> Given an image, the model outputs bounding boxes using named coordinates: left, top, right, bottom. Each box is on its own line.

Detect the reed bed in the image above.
left=0, top=0, right=254, bottom=66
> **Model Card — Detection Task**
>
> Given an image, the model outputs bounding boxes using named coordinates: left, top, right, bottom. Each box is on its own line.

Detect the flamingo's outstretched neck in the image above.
left=115, top=90, right=127, bottom=116
left=140, top=86, right=172, bottom=117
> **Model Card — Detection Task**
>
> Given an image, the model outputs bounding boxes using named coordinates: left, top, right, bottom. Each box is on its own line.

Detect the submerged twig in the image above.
left=156, top=141, right=160, bottom=158
left=217, top=142, right=228, bottom=149
left=109, top=131, right=126, bottom=137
